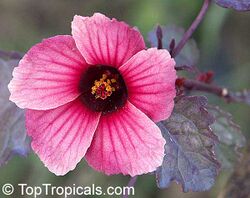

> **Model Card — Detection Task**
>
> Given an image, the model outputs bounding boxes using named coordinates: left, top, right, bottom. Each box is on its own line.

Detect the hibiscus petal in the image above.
left=71, top=13, right=145, bottom=68
left=26, top=99, right=101, bottom=175
left=9, top=35, right=88, bottom=110
left=85, top=101, right=165, bottom=176
left=119, top=48, right=176, bottom=122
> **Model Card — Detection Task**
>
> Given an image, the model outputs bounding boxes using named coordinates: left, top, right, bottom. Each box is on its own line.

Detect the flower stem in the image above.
left=182, top=79, right=225, bottom=97
left=122, top=176, right=138, bottom=198
left=172, top=0, right=211, bottom=57
left=178, top=78, right=244, bottom=103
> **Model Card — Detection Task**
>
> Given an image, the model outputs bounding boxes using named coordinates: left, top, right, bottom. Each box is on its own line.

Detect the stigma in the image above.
left=79, top=65, right=128, bottom=113
left=91, top=74, right=117, bottom=100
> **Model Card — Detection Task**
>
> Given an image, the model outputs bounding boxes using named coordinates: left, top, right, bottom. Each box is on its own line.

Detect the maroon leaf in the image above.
left=156, top=96, right=220, bottom=192
left=214, top=0, right=250, bottom=11
left=0, top=50, right=30, bottom=166
left=207, top=105, right=246, bottom=169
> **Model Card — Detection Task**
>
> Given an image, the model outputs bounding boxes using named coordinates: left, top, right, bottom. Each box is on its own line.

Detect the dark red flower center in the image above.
left=79, top=65, right=128, bottom=114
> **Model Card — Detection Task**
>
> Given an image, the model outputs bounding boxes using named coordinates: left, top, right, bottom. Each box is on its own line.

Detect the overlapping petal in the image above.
left=9, top=35, right=88, bottom=110
left=119, top=48, right=176, bottom=122
left=71, top=13, right=145, bottom=68
left=85, top=101, right=165, bottom=176
left=26, top=99, right=101, bottom=175
left=8, top=13, right=177, bottom=177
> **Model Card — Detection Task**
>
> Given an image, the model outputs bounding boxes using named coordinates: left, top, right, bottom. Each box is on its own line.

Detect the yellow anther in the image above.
left=111, top=79, right=116, bottom=83
left=106, top=85, right=112, bottom=92
left=91, top=86, right=97, bottom=92
left=94, top=80, right=101, bottom=86
left=91, top=74, right=117, bottom=100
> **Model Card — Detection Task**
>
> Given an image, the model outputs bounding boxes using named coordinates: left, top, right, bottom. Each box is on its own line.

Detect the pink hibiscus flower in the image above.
left=8, top=13, right=176, bottom=176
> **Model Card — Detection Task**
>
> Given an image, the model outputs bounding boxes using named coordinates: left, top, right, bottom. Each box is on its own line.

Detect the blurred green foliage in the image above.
left=0, top=0, right=250, bottom=197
